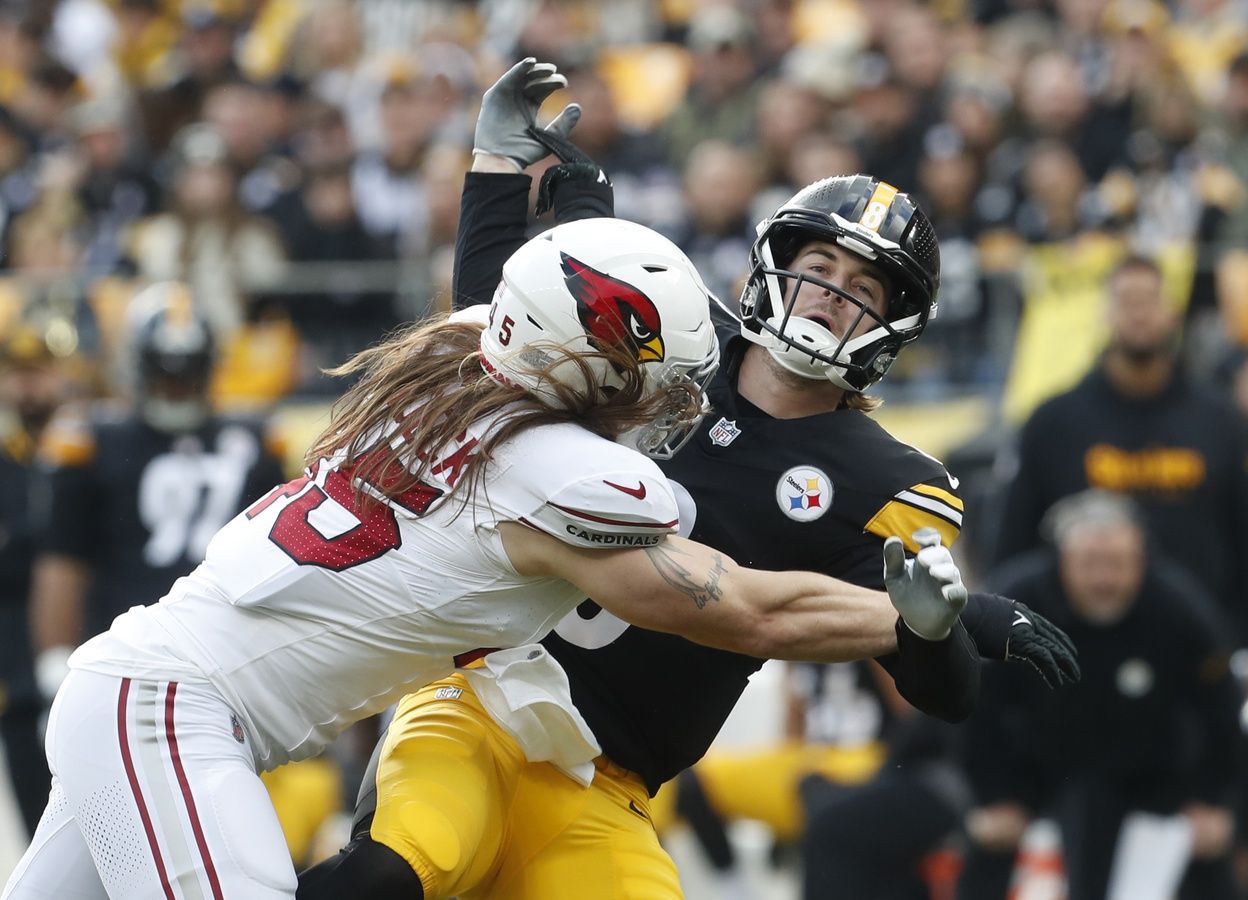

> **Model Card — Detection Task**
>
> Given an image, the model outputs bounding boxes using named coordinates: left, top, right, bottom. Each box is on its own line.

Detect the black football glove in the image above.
left=964, top=592, right=1080, bottom=688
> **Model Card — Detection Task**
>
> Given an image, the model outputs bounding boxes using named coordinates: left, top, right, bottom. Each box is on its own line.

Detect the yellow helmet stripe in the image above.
left=861, top=182, right=899, bottom=233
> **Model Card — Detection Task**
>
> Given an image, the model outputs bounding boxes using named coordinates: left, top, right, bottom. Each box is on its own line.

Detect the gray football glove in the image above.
left=883, top=528, right=968, bottom=641
left=473, top=57, right=581, bottom=170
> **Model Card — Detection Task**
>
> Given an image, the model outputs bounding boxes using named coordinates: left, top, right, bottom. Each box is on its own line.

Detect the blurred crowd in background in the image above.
left=3, top=0, right=1248, bottom=897
left=2, top=0, right=1248, bottom=420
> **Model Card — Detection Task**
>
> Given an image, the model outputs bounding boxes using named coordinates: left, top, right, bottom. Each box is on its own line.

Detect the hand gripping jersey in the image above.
left=69, top=411, right=678, bottom=771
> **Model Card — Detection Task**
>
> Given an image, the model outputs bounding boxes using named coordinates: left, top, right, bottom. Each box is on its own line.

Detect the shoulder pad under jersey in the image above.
left=505, top=427, right=679, bottom=549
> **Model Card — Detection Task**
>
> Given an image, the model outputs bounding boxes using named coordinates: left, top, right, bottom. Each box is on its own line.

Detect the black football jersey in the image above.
left=542, top=334, right=965, bottom=792
left=33, top=410, right=286, bottom=638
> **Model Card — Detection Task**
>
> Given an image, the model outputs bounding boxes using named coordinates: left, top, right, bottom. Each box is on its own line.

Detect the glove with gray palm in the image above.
left=473, top=57, right=581, bottom=171
left=882, top=528, right=968, bottom=641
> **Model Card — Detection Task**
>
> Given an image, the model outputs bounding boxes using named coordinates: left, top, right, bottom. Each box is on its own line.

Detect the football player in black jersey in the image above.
left=29, top=281, right=286, bottom=707
left=297, top=59, right=1077, bottom=900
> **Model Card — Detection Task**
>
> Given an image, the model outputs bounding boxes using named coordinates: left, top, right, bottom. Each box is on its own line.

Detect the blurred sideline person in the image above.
left=4, top=215, right=973, bottom=900
left=298, top=60, right=1076, bottom=900
left=959, top=490, right=1240, bottom=900
left=0, top=323, right=71, bottom=838
left=992, top=254, right=1248, bottom=639
left=29, top=281, right=286, bottom=707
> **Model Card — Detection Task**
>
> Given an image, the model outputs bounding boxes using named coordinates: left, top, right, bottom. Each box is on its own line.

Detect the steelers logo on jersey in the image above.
left=776, top=465, right=833, bottom=522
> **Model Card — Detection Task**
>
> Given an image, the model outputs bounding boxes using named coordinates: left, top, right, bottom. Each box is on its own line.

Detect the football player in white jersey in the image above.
left=3, top=217, right=967, bottom=900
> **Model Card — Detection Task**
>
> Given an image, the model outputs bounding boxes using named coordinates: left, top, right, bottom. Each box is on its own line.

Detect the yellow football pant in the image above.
left=369, top=673, right=682, bottom=900
left=652, top=740, right=887, bottom=842
left=260, top=756, right=342, bottom=866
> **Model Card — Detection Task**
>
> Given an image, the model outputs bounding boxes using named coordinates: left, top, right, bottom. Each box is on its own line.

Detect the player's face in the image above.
left=786, top=241, right=891, bottom=341
left=1058, top=521, right=1145, bottom=625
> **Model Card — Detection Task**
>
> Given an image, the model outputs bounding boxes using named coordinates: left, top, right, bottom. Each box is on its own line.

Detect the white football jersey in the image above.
left=70, top=411, right=678, bottom=769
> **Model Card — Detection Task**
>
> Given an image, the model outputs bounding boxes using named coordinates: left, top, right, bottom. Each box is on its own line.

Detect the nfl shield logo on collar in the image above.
left=708, top=417, right=741, bottom=447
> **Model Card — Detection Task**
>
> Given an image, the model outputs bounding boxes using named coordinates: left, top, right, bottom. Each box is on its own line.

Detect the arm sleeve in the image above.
left=451, top=172, right=532, bottom=309
left=549, top=164, right=615, bottom=224
left=876, top=620, right=981, bottom=723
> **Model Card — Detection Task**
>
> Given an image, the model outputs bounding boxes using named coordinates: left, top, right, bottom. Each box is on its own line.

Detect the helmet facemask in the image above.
left=738, top=176, right=939, bottom=392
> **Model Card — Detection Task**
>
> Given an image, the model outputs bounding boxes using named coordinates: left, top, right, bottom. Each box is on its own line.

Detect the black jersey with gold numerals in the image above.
left=542, top=334, right=964, bottom=794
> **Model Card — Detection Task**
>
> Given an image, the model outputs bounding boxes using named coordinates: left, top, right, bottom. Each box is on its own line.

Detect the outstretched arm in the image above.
left=453, top=58, right=614, bottom=309
left=499, top=523, right=965, bottom=664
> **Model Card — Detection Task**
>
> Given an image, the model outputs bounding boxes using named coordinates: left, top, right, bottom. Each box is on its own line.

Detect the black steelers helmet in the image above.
left=738, top=174, right=940, bottom=391
left=128, top=281, right=215, bottom=432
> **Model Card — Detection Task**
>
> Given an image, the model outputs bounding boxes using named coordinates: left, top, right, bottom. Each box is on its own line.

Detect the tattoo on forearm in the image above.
left=645, top=544, right=726, bottom=609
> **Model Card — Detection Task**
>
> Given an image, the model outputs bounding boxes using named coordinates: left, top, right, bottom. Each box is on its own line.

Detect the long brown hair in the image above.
left=307, top=314, right=698, bottom=506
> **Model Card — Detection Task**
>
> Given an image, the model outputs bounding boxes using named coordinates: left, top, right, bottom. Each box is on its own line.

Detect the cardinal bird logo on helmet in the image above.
left=561, top=252, right=665, bottom=363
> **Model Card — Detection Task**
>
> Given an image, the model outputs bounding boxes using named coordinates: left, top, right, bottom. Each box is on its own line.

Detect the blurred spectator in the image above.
left=0, top=320, right=69, bottom=838
left=266, top=160, right=396, bottom=370
left=138, top=3, right=242, bottom=155
left=129, top=123, right=287, bottom=338
left=753, top=76, right=830, bottom=191
left=65, top=95, right=160, bottom=275
left=1012, top=139, right=1104, bottom=242
left=960, top=490, right=1240, bottom=900
left=1016, top=49, right=1131, bottom=182
left=0, top=105, right=39, bottom=264
left=661, top=6, right=760, bottom=167
left=992, top=254, right=1248, bottom=641
left=670, top=138, right=760, bottom=304
left=201, top=76, right=300, bottom=212
left=850, top=61, right=928, bottom=193
left=559, top=67, right=678, bottom=231
left=7, top=56, right=78, bottom=154
left=350, top=60, right=454, bottom=251
left=908, top=129, right=993, bottom=385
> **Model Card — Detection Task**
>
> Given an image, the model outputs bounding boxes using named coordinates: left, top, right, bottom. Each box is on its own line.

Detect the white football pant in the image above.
left=2, top=670, right=295, bottom=899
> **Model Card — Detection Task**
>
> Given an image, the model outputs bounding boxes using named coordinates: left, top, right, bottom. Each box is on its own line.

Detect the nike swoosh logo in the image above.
left=604, top=480, right=647, bottom=500
left=628, top=800, right=650, bottom=820
left=1013, top=611, right=1031, bottom=628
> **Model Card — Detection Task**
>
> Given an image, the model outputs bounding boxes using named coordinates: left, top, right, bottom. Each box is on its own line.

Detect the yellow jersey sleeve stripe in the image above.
left=865, top=500, right=962, bottom=552
left=907, top=482, right=964, bottom=512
